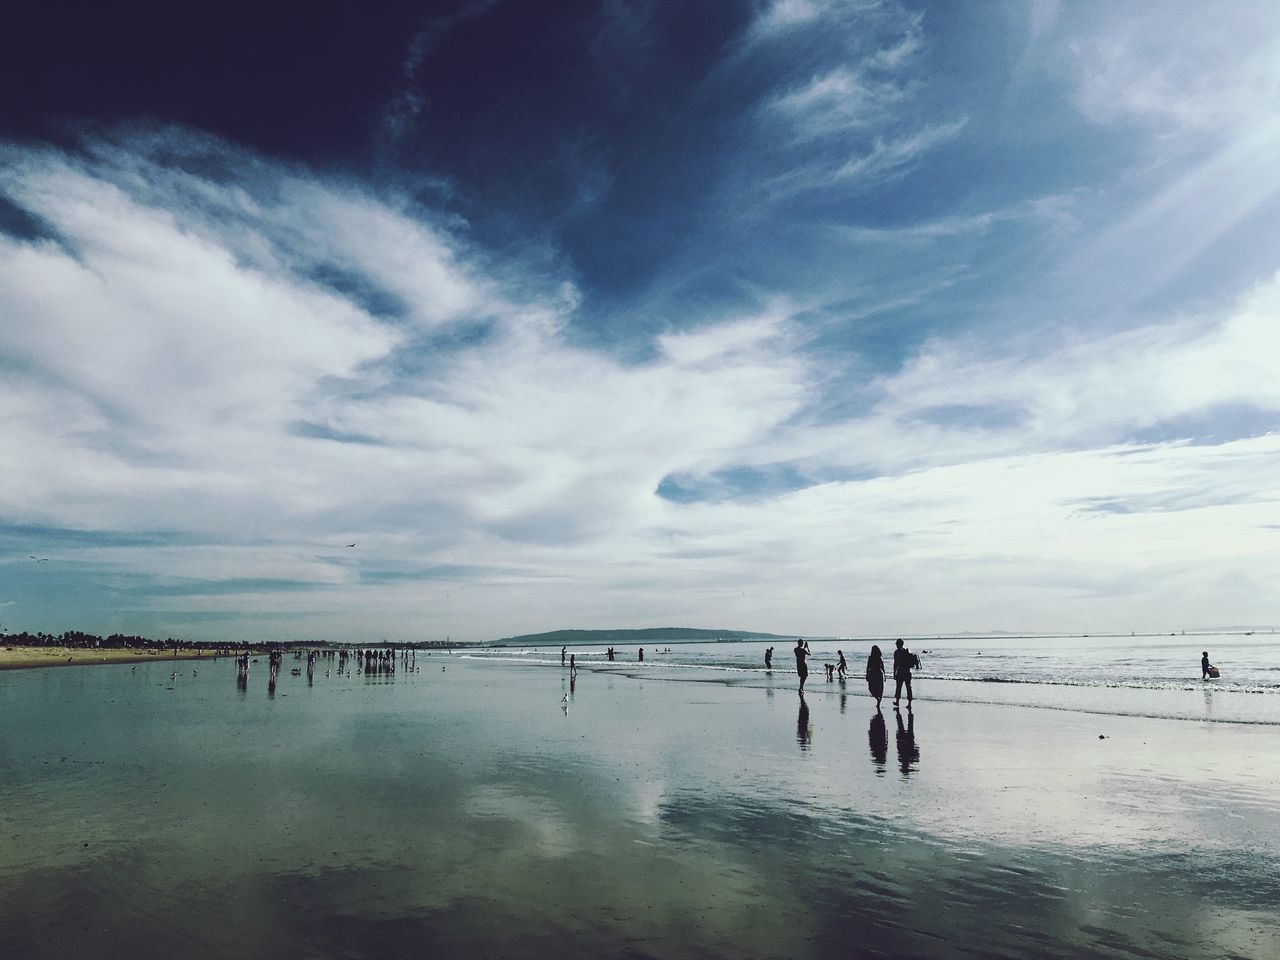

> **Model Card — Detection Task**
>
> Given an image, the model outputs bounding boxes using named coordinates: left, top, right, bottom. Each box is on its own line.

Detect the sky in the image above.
left=2, top=0, right=1279, bottom=643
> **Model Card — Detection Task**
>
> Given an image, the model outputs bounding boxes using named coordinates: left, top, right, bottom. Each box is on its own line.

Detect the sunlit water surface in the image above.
left=1, top=652, right=1277, bottom=959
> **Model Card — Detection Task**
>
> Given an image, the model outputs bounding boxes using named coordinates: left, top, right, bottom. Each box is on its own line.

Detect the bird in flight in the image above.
left=346, top=543, right=357, bottom=548
left=29, top=556, right=48, bottom=562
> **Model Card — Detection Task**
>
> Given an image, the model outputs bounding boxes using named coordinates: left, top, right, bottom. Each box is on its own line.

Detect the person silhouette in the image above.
left=1201, top=651, right=1217, bottom=679
left=892, top=638, right=914, bottom=706
left=865, top=645, right=886, bottom=708
left=794, top=639, right=810, bottom=691
left=764, top=646, right=773, bottom=670
left=894, top=708, right=919, bottom=776
left=837, top=649, right=847, bottom=680
left=868, top=711, right=888, bottom=771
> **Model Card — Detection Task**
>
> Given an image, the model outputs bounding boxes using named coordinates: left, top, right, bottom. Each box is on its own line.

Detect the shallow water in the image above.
left=2, top=656, right=1277, bottom=959
left=470, top=632, right=1280, bottom=724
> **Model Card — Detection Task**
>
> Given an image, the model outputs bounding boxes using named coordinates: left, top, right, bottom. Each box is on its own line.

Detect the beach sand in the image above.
left=0, top=645, right=231, bottom=670
left=0, top=657, right=1276, bottom=958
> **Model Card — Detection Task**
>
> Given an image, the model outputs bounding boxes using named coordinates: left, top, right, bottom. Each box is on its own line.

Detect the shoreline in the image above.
left=0, top=646, right=238, bottom=671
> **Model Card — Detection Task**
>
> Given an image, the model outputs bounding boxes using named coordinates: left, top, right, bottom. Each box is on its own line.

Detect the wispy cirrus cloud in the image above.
left=833, top=116, right=967, bottom=183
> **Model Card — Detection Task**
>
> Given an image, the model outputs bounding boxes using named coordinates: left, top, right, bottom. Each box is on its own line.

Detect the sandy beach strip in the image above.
left=0, top=645, right=233, bottom=670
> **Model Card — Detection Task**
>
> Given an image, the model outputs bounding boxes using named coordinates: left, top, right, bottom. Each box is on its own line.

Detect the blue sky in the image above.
left=2, top=0, right=1279, bottom=642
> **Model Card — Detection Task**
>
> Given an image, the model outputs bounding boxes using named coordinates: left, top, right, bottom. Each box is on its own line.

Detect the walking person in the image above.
left=794, top=639, right=810, bottom=692
left=865, top=644, right=886, bottom=708
left=1201, top=651, right=1219, bottom=679
left=570, top=654, right=577, bottom=680
left=892, top=638, right=916, bottom=707
left=836, top=649, right=848, bottom=680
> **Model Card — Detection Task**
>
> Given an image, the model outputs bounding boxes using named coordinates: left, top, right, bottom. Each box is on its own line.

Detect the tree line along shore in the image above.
left=0, top=630, right=468, bottom=671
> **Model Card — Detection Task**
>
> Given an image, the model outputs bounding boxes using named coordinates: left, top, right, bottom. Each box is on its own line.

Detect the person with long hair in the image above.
left=865, top=644, right=886, bottom=708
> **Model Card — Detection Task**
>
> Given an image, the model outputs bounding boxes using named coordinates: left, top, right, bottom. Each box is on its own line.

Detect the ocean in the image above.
left=464, top=631, right=1280, bottom=725
left=2, top=640, right=1277, bottom=958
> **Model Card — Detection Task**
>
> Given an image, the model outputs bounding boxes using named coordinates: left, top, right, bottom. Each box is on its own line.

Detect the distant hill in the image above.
left=492, top=627, right=789, bottom=646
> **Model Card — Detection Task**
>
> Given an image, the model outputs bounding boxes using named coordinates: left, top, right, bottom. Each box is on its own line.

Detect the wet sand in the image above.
left=1, top=657, right=1276, bottom=958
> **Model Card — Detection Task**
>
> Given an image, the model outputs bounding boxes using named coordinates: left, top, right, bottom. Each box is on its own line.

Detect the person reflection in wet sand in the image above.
left=796, top=693, right=812, bottom=750
left=868, top=711, right=888, bottom=772
left=894, top=708, right=919, bottom=775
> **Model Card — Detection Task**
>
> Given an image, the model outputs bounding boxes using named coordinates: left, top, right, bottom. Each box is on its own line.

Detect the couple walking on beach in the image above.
left=865, top=639, right=917, bottom=709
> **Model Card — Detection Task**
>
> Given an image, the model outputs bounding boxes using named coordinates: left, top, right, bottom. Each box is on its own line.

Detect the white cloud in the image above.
left=2, top=129, right=1278, bottom=640
left=1063, top=3, right=1280, bottom=137
left=761, top=1, right=926, bottom=148
left=771, top=67, right=909, bottom=138
left=753, top=0, right=888, bottom=38
left=834, top=117, right=967, bottom=183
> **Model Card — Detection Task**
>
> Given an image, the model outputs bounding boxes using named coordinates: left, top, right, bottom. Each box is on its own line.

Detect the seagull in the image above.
left=29, top=556, right=48, bottom=562
left=346, top=543, right=357, bottom=548
left=561, top=693, right=568, bottom=703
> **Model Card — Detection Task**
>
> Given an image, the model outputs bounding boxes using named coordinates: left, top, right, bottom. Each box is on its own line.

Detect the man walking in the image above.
left=892, top=638, right=915, bottom=707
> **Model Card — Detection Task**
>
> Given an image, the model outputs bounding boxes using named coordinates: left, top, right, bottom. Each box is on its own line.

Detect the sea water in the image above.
left=465, top=632, right=1280, bottom=724
left=1, top=650, right=1278, bottom=958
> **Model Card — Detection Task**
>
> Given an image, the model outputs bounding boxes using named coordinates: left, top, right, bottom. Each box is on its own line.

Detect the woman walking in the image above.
left=865, top=645, right=886, bottom=708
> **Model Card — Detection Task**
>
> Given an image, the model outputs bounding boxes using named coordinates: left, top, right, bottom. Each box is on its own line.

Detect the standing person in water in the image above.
left=570, top=654, right=577, bottom=679
left=892, top=638, right=915, bottom=707
left=638, top=647, right=644, bottom=662
left=561, top=646, right=567, bottom=666
left=764, top=646, right=773, bottom=670
left=865, top=645, right=886, bottom=708
left=836, top=650, right=848, bottom=680
left=794, top=639, right=810, bottom=691
left=1201, top=651, right=1218, bottom=679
